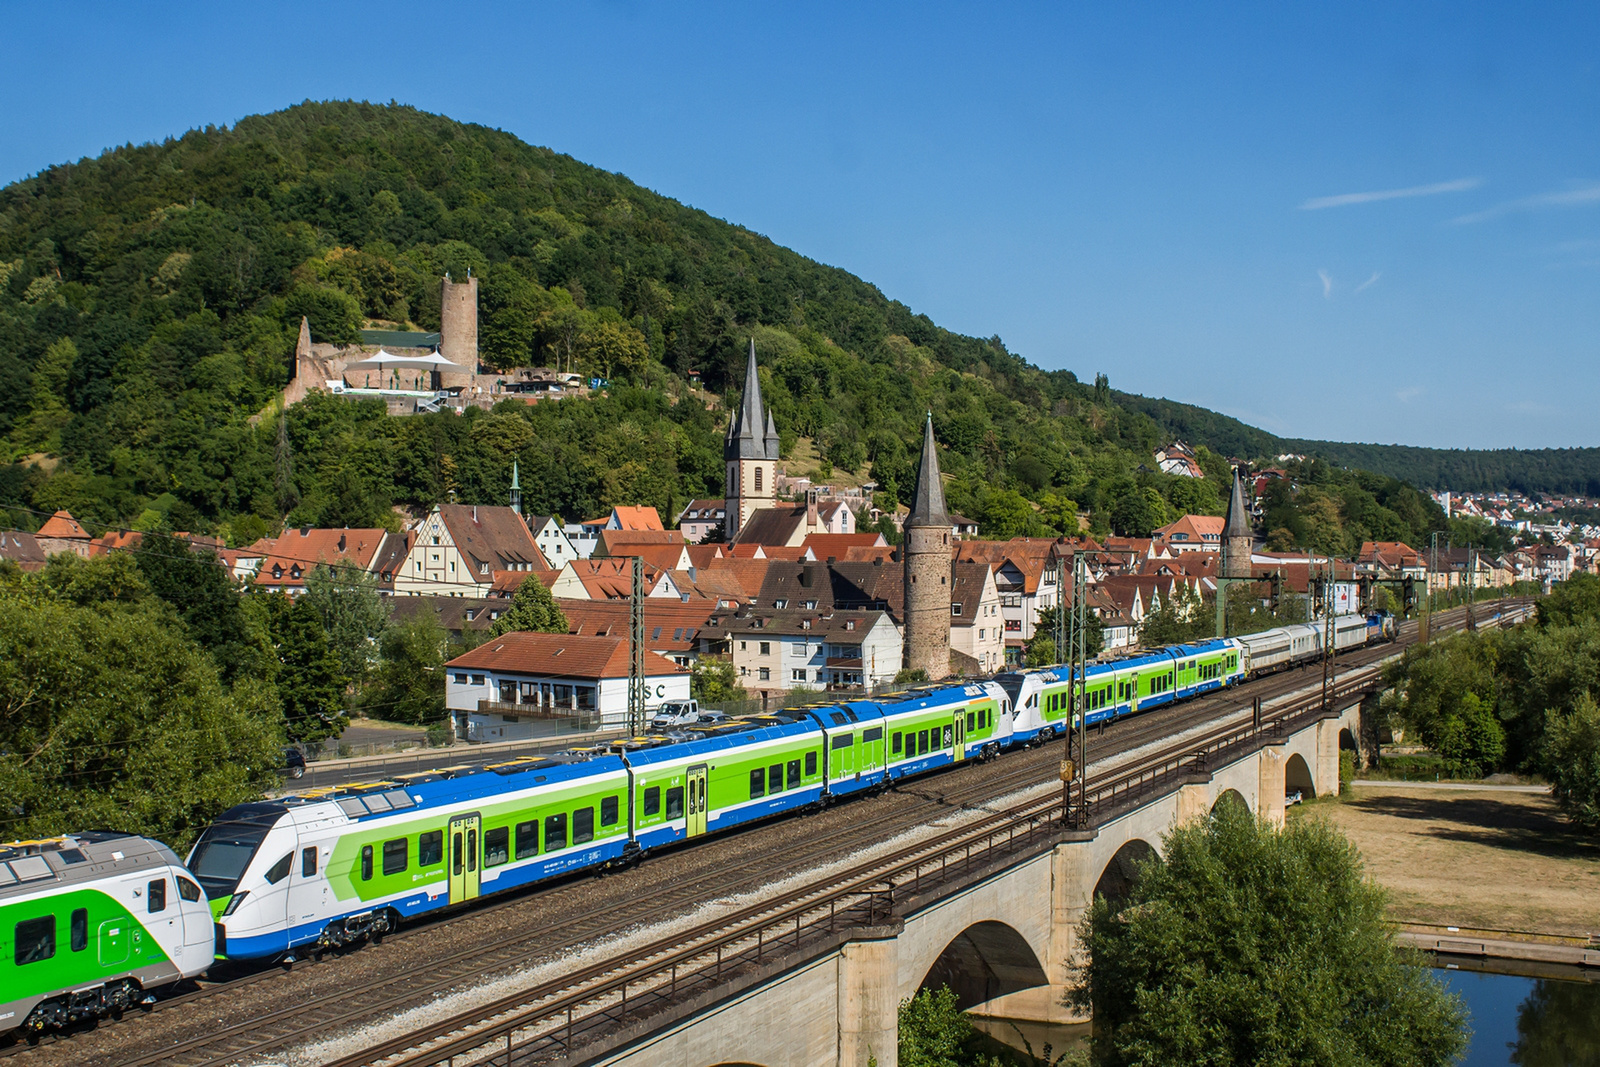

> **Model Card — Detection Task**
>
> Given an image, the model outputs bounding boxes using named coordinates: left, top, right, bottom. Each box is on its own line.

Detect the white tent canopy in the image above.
left=344, top=349, right=460, bottom=372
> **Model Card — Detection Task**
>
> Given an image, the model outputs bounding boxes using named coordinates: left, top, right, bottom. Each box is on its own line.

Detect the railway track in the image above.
left=2, top=599, right=1519, bottom=1066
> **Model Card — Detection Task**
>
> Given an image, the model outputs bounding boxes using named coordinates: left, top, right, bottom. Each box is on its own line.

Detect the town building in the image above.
left=444, top=631, right=688, bottom=740
left=394, top=504, right=548, bottom=597
left=527, top=515, right=579, bottom=565
left=253, top=527, right=400, bottom=595
left=675, top=499, right=727, bottom=543
left=714, top=609, right=901, bottom=706
left=1152, top=514, right=1225, bottom=554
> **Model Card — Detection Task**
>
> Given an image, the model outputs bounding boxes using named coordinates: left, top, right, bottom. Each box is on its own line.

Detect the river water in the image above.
left=972, top=963, right=1600, bottom=1064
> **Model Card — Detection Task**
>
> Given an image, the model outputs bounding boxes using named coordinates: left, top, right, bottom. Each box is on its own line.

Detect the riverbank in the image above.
left=1292, top=782, right=1600, bottom=938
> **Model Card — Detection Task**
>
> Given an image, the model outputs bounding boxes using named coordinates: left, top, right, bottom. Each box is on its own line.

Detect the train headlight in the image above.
left=221, top=891, right=249, bottom=917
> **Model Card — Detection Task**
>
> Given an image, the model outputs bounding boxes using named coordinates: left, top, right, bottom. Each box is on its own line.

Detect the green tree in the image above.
left=363, top=613, right=449, bottom=726
left=1027, top=605, right=1104, bottom=665
left=691, top=656, right=744, bottom=704
left=1541, top=692, right=1600, bottom=831
left=0, top=564, right=281, bottom=848
left=488, top=576, right=570, bottom=637
left=1075, top=801, right=1468, bottom=1066
left=260, top=594, right=349, bottom=742
left=1137, top=584, right=1209, bottom=647
left=134, top=531, right=267, bottom=684
left=302, top=560, right=388, bottom=686
left=899, top=986, right=1081, bottom=1067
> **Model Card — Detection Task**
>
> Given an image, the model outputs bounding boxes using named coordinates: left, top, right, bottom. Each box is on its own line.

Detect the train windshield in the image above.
left=188, top=811, right=277, bottom=898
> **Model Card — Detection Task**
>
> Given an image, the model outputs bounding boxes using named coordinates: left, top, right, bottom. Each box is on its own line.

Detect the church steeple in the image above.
left=724, top=339, right=777, bottom=542
left=1221, top=466, right=1252, bottom=580
left=509, top=459, right=522, bottom=517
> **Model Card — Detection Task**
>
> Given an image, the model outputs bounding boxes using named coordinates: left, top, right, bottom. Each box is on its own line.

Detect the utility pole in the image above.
left=1060, top=549, right=1089, bottom=825
left=628, top=556, right=646, bottom=735
left=1321, top=550, right=1333, bottom=712
left=1465, top=545, right=1478, bottom=631
left=1421, top=531, right=1439, bottom=646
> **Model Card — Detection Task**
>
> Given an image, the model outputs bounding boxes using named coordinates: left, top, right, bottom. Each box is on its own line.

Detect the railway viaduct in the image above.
left=585, top=696, right=1366, bottom=1067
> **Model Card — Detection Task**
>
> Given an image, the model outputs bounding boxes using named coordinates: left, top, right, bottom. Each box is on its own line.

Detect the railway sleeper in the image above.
left=20, top=978, right=147, bottom=1036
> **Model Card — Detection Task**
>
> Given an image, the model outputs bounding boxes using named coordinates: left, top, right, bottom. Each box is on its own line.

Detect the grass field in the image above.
left=1293, top=784, right=1600, bottom=937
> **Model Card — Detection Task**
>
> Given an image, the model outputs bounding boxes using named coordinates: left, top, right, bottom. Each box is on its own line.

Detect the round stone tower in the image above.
left=903, top=414, right=952, bottom=679
left=1221, top=466, right=1253, bottom=581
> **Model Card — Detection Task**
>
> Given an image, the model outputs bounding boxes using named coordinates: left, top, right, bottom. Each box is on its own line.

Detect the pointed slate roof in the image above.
left=906, top=414, right=951, bottom=529
left=1224, top=467, right=1251, bottom=539
left=726, top=339, right=778, bottom=461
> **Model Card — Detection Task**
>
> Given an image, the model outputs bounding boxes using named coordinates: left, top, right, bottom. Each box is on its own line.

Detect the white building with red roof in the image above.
left=445, top=631, right=688, bottom=740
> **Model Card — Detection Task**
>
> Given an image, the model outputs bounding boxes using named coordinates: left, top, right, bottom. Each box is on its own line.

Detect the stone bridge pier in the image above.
left=593, top=701, right=1363, bottom=1067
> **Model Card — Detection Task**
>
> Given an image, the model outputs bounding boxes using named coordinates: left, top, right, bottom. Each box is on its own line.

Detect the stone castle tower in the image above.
left=903, top=414, right=952, bottom=678
left=439, top=272, right=479, bottom=392
left=1221, top=466, right=1253, bottom=581
left=724, top=339, right=780, bottom=541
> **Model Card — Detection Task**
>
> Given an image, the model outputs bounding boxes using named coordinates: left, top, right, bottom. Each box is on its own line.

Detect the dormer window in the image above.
left=845, top=620, right=856, bottom=631
left=804, top=600, right=817, bottom=610
left=774, top=599, right=788, bottom=609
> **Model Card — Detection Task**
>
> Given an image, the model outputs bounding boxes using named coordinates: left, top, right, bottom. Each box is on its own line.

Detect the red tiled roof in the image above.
left=438, top=505, right=548, bottom=579
left=802, top=533, right=887, bottom=558
left=446, top=632, right=685, bottom=678
left=36, top=510, right=89, bottom=540
left=254, top=527, right=389, bottom=586
left=610, top=506, right=665, bottom=531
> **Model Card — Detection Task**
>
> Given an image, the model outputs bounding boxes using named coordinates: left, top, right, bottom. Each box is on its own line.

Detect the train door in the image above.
left=834, top=733, right=856, bottom=779
left=449, top=813, right=481, bottom=904
left=953, top=711, right=967, bottom=762
left=686, top=764, right=709, bottom=838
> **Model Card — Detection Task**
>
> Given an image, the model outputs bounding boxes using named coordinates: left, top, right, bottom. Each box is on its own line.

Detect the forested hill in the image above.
left=1117, top=392, right=1600, bottom=496
left=0, top=100, right=1445, bottom=555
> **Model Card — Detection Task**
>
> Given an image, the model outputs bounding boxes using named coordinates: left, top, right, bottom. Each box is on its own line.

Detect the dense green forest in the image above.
left=0, top=101, right=1448, bottom=551
left=1118, top=391, right=1600, bottom=496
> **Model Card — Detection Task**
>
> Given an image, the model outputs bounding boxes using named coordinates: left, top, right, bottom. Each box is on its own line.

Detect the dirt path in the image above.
left=1293, top=783, right=1600, bottom=937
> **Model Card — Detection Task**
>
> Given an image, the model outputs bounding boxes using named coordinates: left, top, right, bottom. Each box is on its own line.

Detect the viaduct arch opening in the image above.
left=918, top=920, right=1050, bottom=1010
left=1211, top=788, right=1249, bottom=814
left=1285, top=752, right=1316, bottom=799
left=1094, top=838, right=1159, bottom=906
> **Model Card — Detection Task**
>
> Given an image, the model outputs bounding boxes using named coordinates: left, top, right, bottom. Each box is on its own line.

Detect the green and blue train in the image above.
left=1, top=833, right=215, bottom=1037
left=6, top=612, right=1396, bottom=1035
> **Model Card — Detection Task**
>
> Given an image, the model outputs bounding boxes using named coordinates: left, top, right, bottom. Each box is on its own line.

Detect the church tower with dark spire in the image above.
left=724, top=339, right=780, bottom=541
left=903, top=414, right=952, bottom=678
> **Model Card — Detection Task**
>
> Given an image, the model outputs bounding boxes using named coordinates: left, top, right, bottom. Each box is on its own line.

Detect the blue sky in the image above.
left=2, top=2, right=1596, bottom=449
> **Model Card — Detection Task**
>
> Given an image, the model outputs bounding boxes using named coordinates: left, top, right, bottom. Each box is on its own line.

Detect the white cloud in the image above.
left=1300, top=177, right=1481, bottom=211
left=1395, top=387, right=1422, bottom=403
left=1451, top=182, right=1600, bottom=225
left=1354, top=271, right=1382, bottom=293
left=1317, top=269, right=1333, bottom=299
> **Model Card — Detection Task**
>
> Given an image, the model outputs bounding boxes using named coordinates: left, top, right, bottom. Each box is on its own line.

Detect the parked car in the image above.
left=281, top=747, right=307, bottom=779
left=1285, top=789, right=1303, bottom=806
left=649, top=700, right=703, bottom=729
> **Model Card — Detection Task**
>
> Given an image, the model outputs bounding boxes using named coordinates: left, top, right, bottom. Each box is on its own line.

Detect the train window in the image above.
left=264, top=854, right=291, bottom=886
left=805, top=752, right=818, bottom=776
left=918, top=729, right=930, bottom=755
left=450, top=835, right=461, bottom=876
left=383, top=838, right=408, bottom=876
left=513, top=822, right=537, bottom=860
left=301, top=847, right=318, bottom=879
left=420, top=830, right=444, bottom=866
left=644, top=786, right=662, bottom=817
left=749, top=768, right=766, bottom=799
left=769, top=765, right=783, bottom=793
left=574, top=808, right=595, bottom=845
left=831, top=734, right=853, bottom=749
left=863, top=727, right=883, bottom=743
left=71, top=908, right=87, bottom=952
left=665, top=787, right=685, bottom=820
left=363, top=845, right=375, bottom=881
left=467, top=831, right=477, bottom=872
left=892, top=732, right=903, bottom=754
left=178, top=877, right=202, bottom=902
left=148, top=878, right=167, bottom=913
left=601, top=796, right=619, bottom=826
left=14, top=916, right=53, bottom=965
left=545, top=813, right=567, bottom=852
left=484, top=827, right=509, bottom=867
left=787, top=759, right=802, bottom=789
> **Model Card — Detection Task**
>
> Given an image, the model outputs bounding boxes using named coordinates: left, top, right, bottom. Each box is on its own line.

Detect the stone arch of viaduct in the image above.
left=594, top=701, right=1360, bottom=1067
